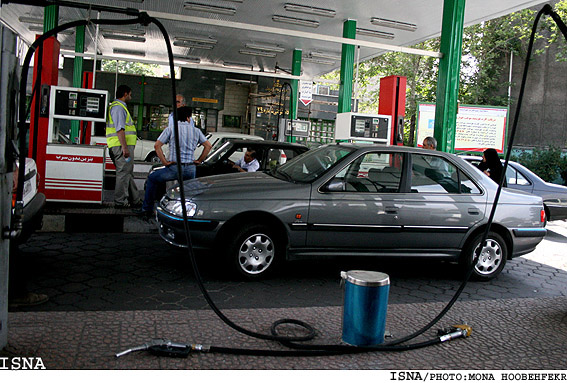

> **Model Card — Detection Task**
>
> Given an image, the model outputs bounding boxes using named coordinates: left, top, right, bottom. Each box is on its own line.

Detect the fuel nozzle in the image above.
left=437, top=324, right=472, bottom=342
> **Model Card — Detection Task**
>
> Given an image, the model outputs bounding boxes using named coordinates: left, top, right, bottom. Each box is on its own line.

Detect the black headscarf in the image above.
left=478, top=148, right=503, bottom=185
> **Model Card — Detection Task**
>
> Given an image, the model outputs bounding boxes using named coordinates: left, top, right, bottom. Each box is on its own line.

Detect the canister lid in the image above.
left=341, top=270, right=390, bottom=287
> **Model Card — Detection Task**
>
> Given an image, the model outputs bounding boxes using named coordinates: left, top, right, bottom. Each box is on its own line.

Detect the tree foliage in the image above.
left=101, top=59, right=159, bottom=76
left=320, top=1, right=567, bottom=146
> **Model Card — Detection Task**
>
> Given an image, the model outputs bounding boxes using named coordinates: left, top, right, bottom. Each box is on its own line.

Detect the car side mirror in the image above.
left=324, top=180, right=345, bottom=192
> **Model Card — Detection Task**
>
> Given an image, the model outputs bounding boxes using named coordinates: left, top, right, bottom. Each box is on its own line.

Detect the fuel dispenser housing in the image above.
left=378, top=75, right=407, bottom=146
left=277, top=119, right=311, bottom=142
left=335, top=112, right=392, bottom=144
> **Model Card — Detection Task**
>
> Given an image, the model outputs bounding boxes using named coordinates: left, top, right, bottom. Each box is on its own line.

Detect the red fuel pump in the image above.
left=378, top=75, right=407, bottom=146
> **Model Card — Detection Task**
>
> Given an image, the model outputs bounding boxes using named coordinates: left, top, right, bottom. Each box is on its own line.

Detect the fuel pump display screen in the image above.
left=52, top=87, right=108, bottom=122
left=350, top=116, right=389, bottom=139
left=354, top=119, right=366, bottom=135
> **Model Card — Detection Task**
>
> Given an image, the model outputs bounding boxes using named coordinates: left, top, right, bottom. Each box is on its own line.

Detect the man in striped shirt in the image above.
left=138, top=106, right=212, bottom=216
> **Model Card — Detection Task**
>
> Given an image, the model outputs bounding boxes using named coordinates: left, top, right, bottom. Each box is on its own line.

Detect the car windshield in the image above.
left=274, top=145, right=354, bottom=183
left=204, top=141, right=232, bottom=163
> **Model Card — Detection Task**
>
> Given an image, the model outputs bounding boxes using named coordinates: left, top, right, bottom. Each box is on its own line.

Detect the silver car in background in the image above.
left=157, top=144, right=546, bottom=281
left=462, top=155, right=567, bottom=223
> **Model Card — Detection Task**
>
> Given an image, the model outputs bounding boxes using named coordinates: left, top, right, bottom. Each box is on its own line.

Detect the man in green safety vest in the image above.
left=106, top=84, right=142, bottom=208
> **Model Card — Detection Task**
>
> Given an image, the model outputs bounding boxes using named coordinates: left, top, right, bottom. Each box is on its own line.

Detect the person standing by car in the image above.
left=232, top=149, right=260, bottom=172
left=138, top=106, right=212, bottom=217
left=478, top=148, right=505, bottom=185
left=422, top=136, right=438, bottom=151
left=107, top=84, right=141, bottom=208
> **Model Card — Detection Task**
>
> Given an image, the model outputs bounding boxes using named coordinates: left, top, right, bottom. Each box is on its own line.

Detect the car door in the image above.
left=395, top=153, right=487, bottom=251
left=505, top=164, right=534, bottom=194
left=306, top=151, right=405, bottom=250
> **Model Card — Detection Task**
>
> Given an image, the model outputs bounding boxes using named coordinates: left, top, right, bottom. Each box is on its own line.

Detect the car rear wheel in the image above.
left=226, top=224, right=280, bottom=280
left=461, top=232, right=507, bottom=281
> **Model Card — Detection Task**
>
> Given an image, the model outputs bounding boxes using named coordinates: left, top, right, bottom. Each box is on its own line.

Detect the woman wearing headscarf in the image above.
left=477, top=148, right=504, bottom=185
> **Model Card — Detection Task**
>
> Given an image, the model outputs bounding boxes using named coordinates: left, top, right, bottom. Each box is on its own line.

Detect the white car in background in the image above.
left=90, top=135, right=163, bottom=165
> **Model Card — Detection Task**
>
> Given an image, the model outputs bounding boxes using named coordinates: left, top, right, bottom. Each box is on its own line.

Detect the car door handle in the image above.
left=468, top=208, right=480, bottom=215
left=385, top=206, right=399, bottom=214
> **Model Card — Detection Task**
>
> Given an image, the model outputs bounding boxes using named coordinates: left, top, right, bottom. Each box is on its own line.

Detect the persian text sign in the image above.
left=417, top=103, right=508, bottom=153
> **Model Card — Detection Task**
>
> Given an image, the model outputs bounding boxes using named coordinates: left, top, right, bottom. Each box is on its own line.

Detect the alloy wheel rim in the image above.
left=474, top=239, right=502, bottom=275
left=238, top=233, right=274, bottom=275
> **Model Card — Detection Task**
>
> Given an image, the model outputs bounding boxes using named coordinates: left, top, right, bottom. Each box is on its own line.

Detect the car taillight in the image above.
left=541, top=209, right=546, bottom=223
left=12, top=192, right=16, bottom=208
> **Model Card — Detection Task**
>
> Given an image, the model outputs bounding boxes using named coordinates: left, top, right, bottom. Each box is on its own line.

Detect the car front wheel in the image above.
left=226, top=224, right=280, bottom=280
left=146, top=152, right=161, bottom=164
left=461, top=232, right=507, bottom=281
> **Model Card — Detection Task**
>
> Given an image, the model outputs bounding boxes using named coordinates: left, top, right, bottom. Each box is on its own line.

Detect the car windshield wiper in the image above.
left=275, top=168, right=295, bottom=183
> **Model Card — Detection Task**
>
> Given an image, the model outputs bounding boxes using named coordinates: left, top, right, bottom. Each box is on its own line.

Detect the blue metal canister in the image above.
left=341, top=270, right=390, bottom=346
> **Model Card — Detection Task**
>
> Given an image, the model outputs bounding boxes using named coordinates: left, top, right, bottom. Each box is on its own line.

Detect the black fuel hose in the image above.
left=13, top=1, right=565, bottom=357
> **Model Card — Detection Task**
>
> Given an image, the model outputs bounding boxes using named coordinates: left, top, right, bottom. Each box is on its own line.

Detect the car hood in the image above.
left=167, top=171, right=309, bottom=201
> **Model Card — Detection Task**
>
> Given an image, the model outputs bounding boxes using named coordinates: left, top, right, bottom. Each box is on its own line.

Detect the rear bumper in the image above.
left=511, top=227, right=546, bottom=257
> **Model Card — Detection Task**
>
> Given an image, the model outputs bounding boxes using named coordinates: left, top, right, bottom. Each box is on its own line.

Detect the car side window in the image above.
left=507, top=166, right=530, bottom=186
left=411, top=154, right=480, bottom=194
left=329, top=152, right=403, bottom=193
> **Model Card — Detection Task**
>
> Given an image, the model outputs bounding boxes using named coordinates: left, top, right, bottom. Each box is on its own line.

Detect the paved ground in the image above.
left=3, top=220, right=567, bottom=370
left=10, top=221, right=567, bottom=312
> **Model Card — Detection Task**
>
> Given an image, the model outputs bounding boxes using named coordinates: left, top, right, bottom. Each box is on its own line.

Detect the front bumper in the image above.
left=156, top=206, right=219, bottom=248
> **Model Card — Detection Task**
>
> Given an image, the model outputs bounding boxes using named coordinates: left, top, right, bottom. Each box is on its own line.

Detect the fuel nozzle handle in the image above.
left=438, top=324, right=472, bottom=343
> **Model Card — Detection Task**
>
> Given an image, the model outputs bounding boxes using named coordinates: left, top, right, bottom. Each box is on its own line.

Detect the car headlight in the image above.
left=161, top=198, right=197, bottom=217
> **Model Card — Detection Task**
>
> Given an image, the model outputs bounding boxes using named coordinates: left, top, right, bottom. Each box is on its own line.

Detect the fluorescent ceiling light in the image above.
left=113, top=48, right=145, bottom=57
left=101, top=28, right=146, bottom=36
left=173, top=40, right=214, bottom=50
left=239, top=49, right=277, bottom=58
left=173, top=55, right=201, bottom=64
left=283, top=3, right=336, bottom=17
left=102, top=33, right=146, bottom=43
left=184, top=2, right=237, bottom=15
left=356, top=28, right=395, bottom=39
left=175, top=36, right=217, bottom=45
left=303, top=57, right=334, bottom=65
left=245, top=43, right=284, bottom=53
left=19, top=16, right=44, bottom=25
left=29, top=25, right=74, bottom=35
left=309, top=51, right=341, bottom=60
left=223, top=61, right=253, bottom=70
left=272, top=15, right=319, bottom=28
left=370, top=17, right=417, bottom=31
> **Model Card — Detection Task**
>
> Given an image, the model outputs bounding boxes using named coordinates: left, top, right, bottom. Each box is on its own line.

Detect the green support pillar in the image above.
left=70, top=25, right=85, bottom=143
left=290, top=49, right=302, bottom=119
left=434, top=0, right=466, bottom=153
left=288, top=49, right=302, bottom=143
left=338, top=19, right=356, bottom=113
left=137, top=75, right=146, bottom=133
left=43, top=5, right=59, bottom=32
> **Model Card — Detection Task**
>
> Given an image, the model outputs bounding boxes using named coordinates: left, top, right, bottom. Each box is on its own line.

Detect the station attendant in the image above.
left=106, top=84, right=141, bottom=208
left=138, top=106, right=212, bottom=217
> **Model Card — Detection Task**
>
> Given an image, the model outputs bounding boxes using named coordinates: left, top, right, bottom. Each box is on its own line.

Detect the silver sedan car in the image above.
left=156, top=144, right=546, bottom=281
left=462, top=155, right=567, bottom=223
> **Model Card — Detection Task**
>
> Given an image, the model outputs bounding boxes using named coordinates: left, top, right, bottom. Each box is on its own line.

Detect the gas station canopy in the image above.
left=0, top=0, right=549, bottom=79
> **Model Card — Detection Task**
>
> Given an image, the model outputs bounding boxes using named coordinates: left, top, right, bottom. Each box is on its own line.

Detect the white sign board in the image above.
left=416, top=103, right=508, bottom=153
left=299, top=80, right=313, bottom=106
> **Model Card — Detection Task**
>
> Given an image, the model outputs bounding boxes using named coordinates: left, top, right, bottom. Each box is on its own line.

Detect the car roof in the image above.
left=207, top=132, right=263, bottom=140
left=226, top=139, right=309, bottom=150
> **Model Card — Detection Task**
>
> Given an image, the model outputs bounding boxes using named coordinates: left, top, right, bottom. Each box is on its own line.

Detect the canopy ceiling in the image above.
left=0, top=0, right=550, bottom=79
